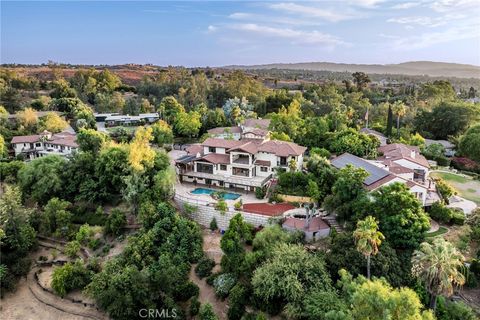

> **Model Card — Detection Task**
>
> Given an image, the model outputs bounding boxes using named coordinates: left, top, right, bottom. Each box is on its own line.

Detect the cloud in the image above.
left=391, top=22, right=479, bottom=50
left=387, top=16, right=445, bottom=27
left=391, top=2, right=421, bottom=9
left=349, top=0, right=385, bottom=7
left=228, top=23, right=348, bottom=46
left=207, top=25, right=218, bottom=33
left=429, top=0, right=479, bottom=12
left=269, top=2, right=354, bottom=22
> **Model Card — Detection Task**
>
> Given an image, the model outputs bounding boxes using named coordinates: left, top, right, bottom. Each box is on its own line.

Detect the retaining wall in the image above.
left=174, top=194, right=273, bottom=230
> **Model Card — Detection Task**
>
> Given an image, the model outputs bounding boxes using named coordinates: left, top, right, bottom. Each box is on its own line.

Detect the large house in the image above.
left=103, top=113, right=160, bottom=127
left=11, top=130, right=78, bottom=160
left=207, top=118, right=271, bottom=141
left=331, top=143, right=439, bottom=206
left=175, top=134, right=306, bottom=191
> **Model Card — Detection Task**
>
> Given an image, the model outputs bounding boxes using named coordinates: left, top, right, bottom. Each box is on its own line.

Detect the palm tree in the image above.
left=353, top=216, right=385, bottom=279
left=412, top=238, right=465, bottom=310
left=391, top=100, right=407, bottom=137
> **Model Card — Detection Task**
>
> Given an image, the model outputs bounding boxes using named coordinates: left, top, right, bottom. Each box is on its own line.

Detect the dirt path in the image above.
left=188, top=229, right=227, bottom=319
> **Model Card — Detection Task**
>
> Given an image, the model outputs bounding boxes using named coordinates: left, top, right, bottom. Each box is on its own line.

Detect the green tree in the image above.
left=391, top=100, right=407, bottom=137
left=104, top=209, right=127, bottom=236
left=151, top=120, right=174, bottom=145
left=51, top=259, right=92, bottom=297
left=77, top=128, right=110, bottom=153
left=352, top=72, right=371, bottom=90
left=199, top=303, right=218, bottom=320
left=458, top=124, right=480, bottom=162
left=412, top=238, right=465, bottom=310
left=252, top=243, right=333, bottom=315
left=353, top=216, right=385, bottom=279
left=43, top=197, right=72, bottom=236
left=174, top=111, right=201, bottom=138
left=42, top=112, right=68, bottom=133
left=370, top=183, right=430, bottom=250
left=159, top=96, right=185, bottom=125
left=18, top=155, right=67, bottom=203
left=220, top=213, right=252, bottom=274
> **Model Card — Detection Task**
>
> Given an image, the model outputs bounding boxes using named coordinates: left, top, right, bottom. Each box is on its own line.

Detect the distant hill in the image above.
left=223, top=61, right=480, bottom=79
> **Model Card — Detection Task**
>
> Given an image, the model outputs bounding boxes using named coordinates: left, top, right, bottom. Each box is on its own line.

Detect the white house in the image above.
left=11, top=130, right=78, bottom=160
left=207, top=118, right=271, bottom=141
left=175, top=136, right=306, bottom=191
left=331, top=152, right=436, bottom=206
left=104, top=113, right=159, bottom=127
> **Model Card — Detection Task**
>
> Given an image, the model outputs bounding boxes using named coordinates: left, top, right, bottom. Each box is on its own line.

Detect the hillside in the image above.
left=223, top=61, right=480, bottom=79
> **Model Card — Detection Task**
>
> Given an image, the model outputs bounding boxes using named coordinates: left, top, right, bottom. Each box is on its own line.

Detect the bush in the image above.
left=234, top=200, right=242, bottom=210
left=310, top=147, right=331, bottom=159
left=206, top=272, right=220, bottom=286
left=429, top=202, right=453, bottom=224
left=190, top=296, right=200, bottom=316
left=71, top=205, right=106, bottom=226
left=213, top=273, right=236, bottom=298
left=64, top=240, right=81, bottom=258
left=436, top=297, right=477, bottom=320
left=88, top=238, right=102, bottom=250
left=227, top=283, right=247, bottom=320
left=434, top=178, right=456, bottom=202
left=51, top=260, right=91, bottom=297
left=210, top=217, right=218, bottom=231
left=451, top=157, right=480, bottom=174
left=199, top=303, right=218, bottom=320
left=104, top=209, right=126, bottom=236
left=215, top=199, right=228, bottom=215
left=174, top=281, right=199, bottom=301
left=195, top=256, right=215, bottom=279
left=255, top=187, right=266, bottom=199
left=450, top=210, right=466, bottom=225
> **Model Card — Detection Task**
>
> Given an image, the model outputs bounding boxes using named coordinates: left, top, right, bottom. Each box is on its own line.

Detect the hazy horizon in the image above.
left=2, top=1, right=480, bottom=66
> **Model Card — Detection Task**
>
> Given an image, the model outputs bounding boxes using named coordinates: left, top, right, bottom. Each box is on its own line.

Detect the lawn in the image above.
left=425, top=226, right=449, bottom=238
left=431, top=171, right=480, bottom=205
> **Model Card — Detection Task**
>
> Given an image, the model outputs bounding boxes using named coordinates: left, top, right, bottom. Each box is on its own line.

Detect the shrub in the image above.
left=88, top=238, right=102, bottom=250
left=190, top=296, right=200, bottom=316
left=64, top=240, right=81, bottom=258
left=174, top=281, right=199, bottom=301
left=215, top=199, right=228, bottom=215
left=451, top=157, right=480, bottom=173
left=51, top=260, right=91, bottom=297
left=310, top=147, right=331, bottom=159
left=213, top=273, right=236, bottom=298
left=71, top=205, right=106, bottom=226
left=429, top=202, right=453, bottom=224
left=104, top=209, right=126, bottom=236
left=234, top=200, right=242, bottom=210
left=434, top=178, right=456, bottom=202
left=195, top=256, right=215, bottom=278
left=227, top=283, right=247, bottom=320
left=210, top=217, right=218, bottom=231
left=206, top=272, right=220, bottom=286
left=255, top=187, right=266, bottom=199
left=436, top=297, right=477, bottom=320
left=450, top=209, right=466, bottom=225
left=199, top=303, right=218, bottom=320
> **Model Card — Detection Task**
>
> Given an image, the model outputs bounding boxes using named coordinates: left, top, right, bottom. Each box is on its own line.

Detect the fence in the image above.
left=174, top=193, right=272, bottom=230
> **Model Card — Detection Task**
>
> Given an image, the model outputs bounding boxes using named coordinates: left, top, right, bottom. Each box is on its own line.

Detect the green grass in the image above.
left=431, top=172, right=469, bottom=184
left=431, top=171, right=480, bottom=205
left=425, top=226, right=449, bottom=238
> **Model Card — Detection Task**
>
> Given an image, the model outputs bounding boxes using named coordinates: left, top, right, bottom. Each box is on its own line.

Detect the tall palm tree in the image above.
left=353, top=216, right=385, bottom=279
left=412, top=238, right=465, bottom=310
left=391, top=100, right=407, bottom=137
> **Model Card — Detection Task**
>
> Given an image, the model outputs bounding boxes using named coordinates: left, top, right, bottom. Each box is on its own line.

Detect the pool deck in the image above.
left=175, top=182, right=268, bottom=205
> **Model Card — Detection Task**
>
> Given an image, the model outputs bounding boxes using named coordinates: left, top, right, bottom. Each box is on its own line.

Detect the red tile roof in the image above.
left=200, top=153, right=230, bottom=164
left=186, top=144, right=203, bottom=155
left=207, top=126, right=242, bottom=134
left=283, top=216, right=330, bottom=232
left=378, top=143, right=430, bottom=168
left=202, top=138, right=243, bottom=149
left=258, top=140, right=307, bottom=157
left=11, top=135, right=42, bottom=144
left=243, top=118, right=271, bottom=130
left=254, top=159, right=271, bottom=166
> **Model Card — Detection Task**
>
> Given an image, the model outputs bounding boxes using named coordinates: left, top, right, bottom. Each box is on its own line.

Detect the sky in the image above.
left=1, top=0, right=480, bottom=66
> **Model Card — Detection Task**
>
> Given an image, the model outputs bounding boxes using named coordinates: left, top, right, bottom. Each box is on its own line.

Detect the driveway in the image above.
left=447, top=195, right=477, bottom=215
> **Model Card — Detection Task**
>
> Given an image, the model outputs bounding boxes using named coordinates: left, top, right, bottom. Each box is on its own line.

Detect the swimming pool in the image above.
left=191, top=188, right=241, bottom=200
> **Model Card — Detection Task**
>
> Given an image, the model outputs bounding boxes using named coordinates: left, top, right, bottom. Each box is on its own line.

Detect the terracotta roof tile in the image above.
left=201, top=153, right=230, bottom=164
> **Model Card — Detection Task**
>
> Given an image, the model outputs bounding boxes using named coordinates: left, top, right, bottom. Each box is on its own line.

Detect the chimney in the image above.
left=411, top=150, right=416, bottom=158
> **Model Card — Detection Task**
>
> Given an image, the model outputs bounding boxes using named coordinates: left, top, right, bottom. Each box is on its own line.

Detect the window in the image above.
left=220, top=164, right=227, bottom=171
left=260, top=166, right=268, bottom=172
left=209, top=147, right=216, bottom=153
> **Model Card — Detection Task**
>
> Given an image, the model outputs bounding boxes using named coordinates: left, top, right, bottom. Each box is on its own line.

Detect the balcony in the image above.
left=233, top=157, right=250, bottom=165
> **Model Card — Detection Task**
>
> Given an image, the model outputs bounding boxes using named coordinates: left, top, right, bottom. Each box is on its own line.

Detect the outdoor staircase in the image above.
left=265, top=178, right=277, bottom=199
left=323, top=215, right=344, bottom=233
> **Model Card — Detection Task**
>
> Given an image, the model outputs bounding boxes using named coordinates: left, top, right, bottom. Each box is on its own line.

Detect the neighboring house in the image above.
left=175, top=136, right=306, bottom=191
left=207, top=118, right=271, bottom=141
left=104, top=113, right=159, bottom=127
left=94, top=112, right=120, bottom=122
left=11, top=130, right=78, bottom=160
left=331, top=152, right=438, bottom=206
left=424, top=139, right=456, bottom=157
left=377, top=143, right=430, bottom=182
left=360, top=128, right=387, bottom=146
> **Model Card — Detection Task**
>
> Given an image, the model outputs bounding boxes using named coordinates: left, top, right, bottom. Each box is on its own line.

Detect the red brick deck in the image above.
left=243, top=203, right=295, bottom=217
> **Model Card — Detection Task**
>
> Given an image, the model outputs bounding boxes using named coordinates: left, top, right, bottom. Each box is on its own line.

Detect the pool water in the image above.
left=191, top=188, right=241, bottom=200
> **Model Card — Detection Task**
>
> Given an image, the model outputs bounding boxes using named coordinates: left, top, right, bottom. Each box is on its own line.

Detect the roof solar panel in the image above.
left=331, top=153, right=389, bottom=185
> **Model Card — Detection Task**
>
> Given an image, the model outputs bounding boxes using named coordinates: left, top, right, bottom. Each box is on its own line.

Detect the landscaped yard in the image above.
left=431, top=171, right=480, bottom=205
